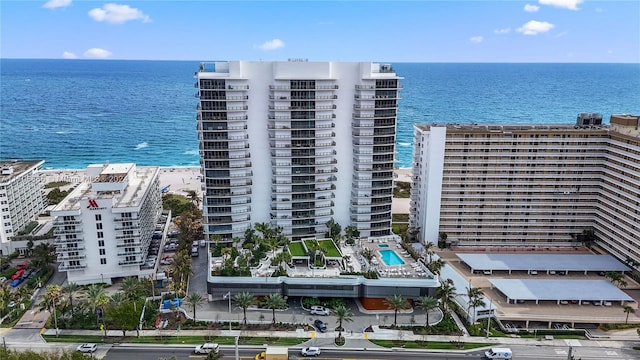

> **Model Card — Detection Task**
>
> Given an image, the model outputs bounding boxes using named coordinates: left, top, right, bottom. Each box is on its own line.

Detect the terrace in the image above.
left=360, top=236, right=434, bottom=279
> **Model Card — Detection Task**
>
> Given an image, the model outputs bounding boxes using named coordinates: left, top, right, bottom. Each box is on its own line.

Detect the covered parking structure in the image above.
left=489, top=279, right=634, bottom=306
left=457, top=253, right=630, bottom=275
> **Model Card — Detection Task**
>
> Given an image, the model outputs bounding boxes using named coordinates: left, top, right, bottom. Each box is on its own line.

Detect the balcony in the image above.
left=57, top=254, right=86, bottom=261
left=54, top=228, right=83, bottom=235
left=59, top=264, right=86, bottom=271
left=269, top=85, right=338, bottom=90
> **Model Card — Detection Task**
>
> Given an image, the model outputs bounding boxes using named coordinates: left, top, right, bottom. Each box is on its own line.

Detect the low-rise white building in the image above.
left=50, top=163, right=162, bottom=285
left=0, top=160, right=47, bottom=256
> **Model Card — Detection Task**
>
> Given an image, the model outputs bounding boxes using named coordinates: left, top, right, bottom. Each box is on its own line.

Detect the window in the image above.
left=96, top=223, right=103, bottom=230
left=97, top=232, right=104, bottom=238
left=98, top=240, right=105, bottom=247
left=100, top=258, right=106, bottom=265
left=99, top=249, right=106, bottom=255
left=95, top=214, right=102, bottom=221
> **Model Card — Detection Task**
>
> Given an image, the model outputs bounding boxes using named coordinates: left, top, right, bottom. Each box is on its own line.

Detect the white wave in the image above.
left=397, top=142, right=411, bottom=147
left=55, top=130, right=71, bottom=134
left=134, top=142, right=149, bottom=150
left=183, top=149, right=199, bottom=156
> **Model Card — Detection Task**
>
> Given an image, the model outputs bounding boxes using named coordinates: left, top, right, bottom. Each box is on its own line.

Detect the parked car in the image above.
left=313, top=319, right=327, bottom=333
left=300, top=346, right=321, bottom=356
left=76, top=343, right=97, bottom=353
left=309, top=305, right=330, bottom=316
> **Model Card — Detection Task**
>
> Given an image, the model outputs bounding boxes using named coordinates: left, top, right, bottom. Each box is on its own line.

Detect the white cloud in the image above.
left=524, top=4, right=540, bottom=12
left=538, top=0, right=583, bottom=11
left=517, top=20, right=555, bottom=35
left=494, top=27, right=511, bottom=35
left=469, top=36, right=484, bottom=44
left=84, top=48, right=112, bottom=59
left=62, top=51, right=77, bottom=59
left=258, top=39, right=285, bottom=51
left=43, top=0, right=72, bottom=9
left=88, top=3, right=151, bottom=24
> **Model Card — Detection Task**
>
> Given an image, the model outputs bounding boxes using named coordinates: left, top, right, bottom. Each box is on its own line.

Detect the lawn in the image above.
left=43, top=334, right=308, bottom=346
left=288, top=241, right=307, bottom=256
left=370, top=339, right=492, bottom=350
left=318, top=239, right=341, bottom=257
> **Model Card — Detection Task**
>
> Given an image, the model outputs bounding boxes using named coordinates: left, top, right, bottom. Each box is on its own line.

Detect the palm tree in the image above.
left=324, top=218, right=341, bottom=241
left=110, top=292, right=127, bottom=307
left=384, top=294, right=411, bottom=328
left=262, top=293, right=287, bottom=325
left=423, top=242, right=435, bottom=262
left=31, top=243, right=56, bottom=270
left=185, top=189, right=201, bottom=208
left=41, top=285, right=62, bottom=335
left=234, top=292, right=255, bottom=326
left=436, top=280, right=457, bottom=311
left=95, top=293, right=111, bottom=329
left=122, top=277, right=145, bottom=311
left=427, top=258, right=445, bottom=275
left=466, top=286, right=485, bottom=323
left=0, top=283, right=12, bottom=319
left=85, top=284, right=106, bottom=324
left=332, top=305, right=354, bottom=338
left=605, top=271, right=628, bottom=288
left=624, top=305, right=636, bottom=324
left=417, top=296, right=439, bottom=328
left=184, top=292, right=206, bottom=321
left=344, top=225, right=360, bottom=245
left=62, top=282, right=84, bottom=316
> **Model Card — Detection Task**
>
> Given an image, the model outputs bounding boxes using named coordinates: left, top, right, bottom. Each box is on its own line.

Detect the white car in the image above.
left=76, top=343, right=97, bottom=353
left=194, top=342, right=219, bottom=354
left=309, top=305, right=330, bottom=316
left=301, top=346, right=321, bottom=356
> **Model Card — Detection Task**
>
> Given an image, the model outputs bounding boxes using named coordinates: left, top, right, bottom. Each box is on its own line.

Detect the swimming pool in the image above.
left=378, top=244, right=389, bottom=248
left=379, top=249, right=405, bottom=266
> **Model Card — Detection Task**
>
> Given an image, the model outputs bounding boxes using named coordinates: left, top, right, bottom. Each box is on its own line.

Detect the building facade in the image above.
left=50, top=163, right=162, bottom=285
left=0, top=160, right=47, bottom=255
left=195, top=61, right=401, bottom=241
left=410, top=114, right=640, bottom=266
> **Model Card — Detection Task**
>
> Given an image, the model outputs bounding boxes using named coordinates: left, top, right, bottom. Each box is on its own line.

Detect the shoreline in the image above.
left=41, top=166, right=412, bottom=214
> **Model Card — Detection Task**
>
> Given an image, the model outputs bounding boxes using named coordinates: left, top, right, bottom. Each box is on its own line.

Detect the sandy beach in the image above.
left=42, top=166, right=412, bottom=213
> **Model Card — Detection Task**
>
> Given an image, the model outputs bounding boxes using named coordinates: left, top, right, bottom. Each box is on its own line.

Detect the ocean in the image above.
left=1, top=59, right=639, bottom=169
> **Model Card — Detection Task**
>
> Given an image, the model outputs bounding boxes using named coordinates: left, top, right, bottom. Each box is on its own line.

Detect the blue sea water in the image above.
left=1, top=59, right=639, bottom=169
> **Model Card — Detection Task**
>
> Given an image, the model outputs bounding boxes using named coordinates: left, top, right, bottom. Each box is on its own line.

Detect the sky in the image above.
left=1, top=0, right=639, bottom=62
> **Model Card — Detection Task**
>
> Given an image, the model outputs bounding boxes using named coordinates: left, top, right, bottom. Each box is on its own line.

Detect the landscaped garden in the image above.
left=287, top=241, right=306, bottom=256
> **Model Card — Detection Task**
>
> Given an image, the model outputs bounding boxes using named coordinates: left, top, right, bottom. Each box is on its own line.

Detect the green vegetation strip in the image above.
left=370, top=339, right=493, bottom=350
left=43, top=335, right=307, bottom=346
left=288, top=241, right=306, bottom=256
left=45, top=181, right=71, bottom=189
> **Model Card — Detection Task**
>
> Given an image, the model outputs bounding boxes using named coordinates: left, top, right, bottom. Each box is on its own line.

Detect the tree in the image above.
left=466, top=286, right=486, bottom=323
left=109, top=292, right=127, bottom=307
left=406, top=226, right=420, bottom=243
left=332, top=305, right=354, bottom=339
left=384, top=294, right=411, bottom=327
left=62, top=282, right=84, bottom=317
left=106, top=301, right=139, bottom=336
left=624, top=256, right=640, bottom=270
left=436, top=280, right=457, bottom=311
left=85, top=284, right=106, bottom=324
left=0, top=283, right=12, bottom=319
left=234, top=292, right=255, bottom=326
left=417, top=296, right=439, bottom=328
left=344, top=225, right=360, bottom=245
left=41, top=285, right=62, bottom=335
left=605, top=271, right=628, bottom=288
left=122, top=277, right=145, bottom=311
left=624, top=305, right=636, bottom=324
left=427, top=258, right=444, bottom=275
left=324, top=218, right=342, bottom=241
left=185, top=189, right=201, bottom=208
left=438, top=232, right=448, bottom=248
left=262, top=293, right=287, bottom=325
left=31, top=243, right=56, bottom=270
left=185, top=292, right=206, bottom=321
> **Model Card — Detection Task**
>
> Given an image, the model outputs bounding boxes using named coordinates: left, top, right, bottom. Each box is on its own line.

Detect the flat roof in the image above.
left=489, top=279, right=634, bottom=302
left=457, top=253, right=630, bottom=272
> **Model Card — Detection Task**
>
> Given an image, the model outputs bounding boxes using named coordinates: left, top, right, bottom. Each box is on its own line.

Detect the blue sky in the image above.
left=1, top=0, right=638, bottom=62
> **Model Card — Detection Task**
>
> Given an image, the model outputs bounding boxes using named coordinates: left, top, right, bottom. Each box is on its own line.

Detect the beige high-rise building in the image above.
left=410, top=114, right=640, bottom=266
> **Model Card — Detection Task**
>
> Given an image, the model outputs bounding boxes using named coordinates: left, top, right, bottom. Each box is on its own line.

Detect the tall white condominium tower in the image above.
left=0, top=160, right=47, bottom=255
left=50, top=163, right=162, bottom=285
left=409, top=114, right=640, bottom=266
left=195, top=61, right=401, bottom=241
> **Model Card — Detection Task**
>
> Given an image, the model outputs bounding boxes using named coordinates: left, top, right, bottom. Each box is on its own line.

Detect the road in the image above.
left=97, top=344, right=639, bottom=360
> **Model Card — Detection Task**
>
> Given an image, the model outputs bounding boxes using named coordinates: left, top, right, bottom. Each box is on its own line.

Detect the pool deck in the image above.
left=362, top=238, right=430, bottom=279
